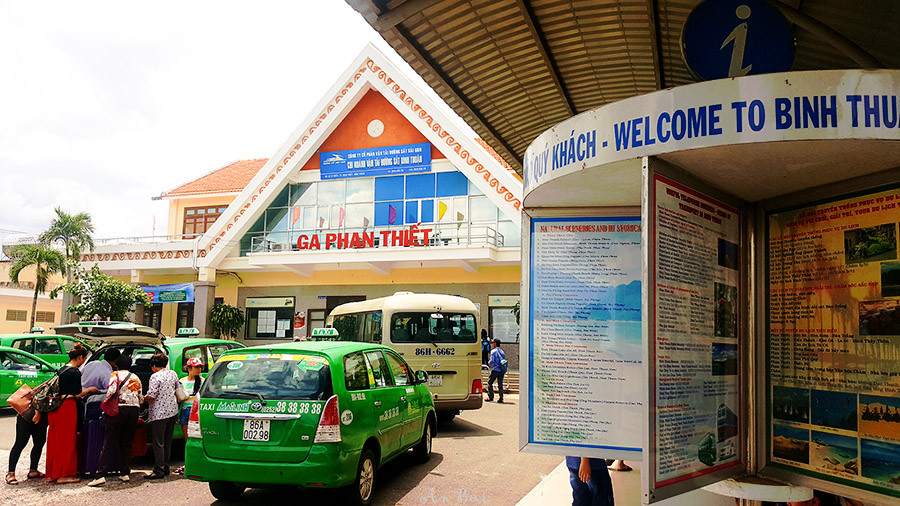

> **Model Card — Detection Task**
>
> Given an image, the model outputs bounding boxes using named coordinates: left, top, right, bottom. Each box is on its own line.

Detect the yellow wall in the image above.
left=0, top=291, right=63, bottom=334
left=0, top=261, right=67, bottom=289
left=166, top=195, right=238, bottom=236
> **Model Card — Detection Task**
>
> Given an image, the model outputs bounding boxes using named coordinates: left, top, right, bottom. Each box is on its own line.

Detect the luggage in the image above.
left=132, top=418, right=148, bottom=458
left=80, top=417, right=105, bottom=476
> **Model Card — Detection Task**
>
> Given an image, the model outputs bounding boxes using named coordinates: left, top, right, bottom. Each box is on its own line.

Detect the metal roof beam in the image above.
left=646, top=0, right=665, bottom=90
left=514, top=0, right=576, bottom=117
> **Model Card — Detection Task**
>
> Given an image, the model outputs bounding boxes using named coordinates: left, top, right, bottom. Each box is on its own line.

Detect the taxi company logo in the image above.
left=250, top=401, right=263, bottom=412
left=341, top=410, right=354, bottom=425
left=431, top=363, right=440, bottom=368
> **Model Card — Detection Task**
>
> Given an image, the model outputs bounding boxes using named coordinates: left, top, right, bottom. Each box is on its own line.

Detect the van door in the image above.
left=363, top=350, right=404, bottom=458
left=383, top=350, right=421, bottom=449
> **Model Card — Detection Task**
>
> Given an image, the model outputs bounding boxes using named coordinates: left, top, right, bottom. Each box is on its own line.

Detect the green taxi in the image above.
left=0, top=345, right=57, bottom=407
left=185, top=341, right=436, bottom=505
left=0, top=331, right=92, bottom=369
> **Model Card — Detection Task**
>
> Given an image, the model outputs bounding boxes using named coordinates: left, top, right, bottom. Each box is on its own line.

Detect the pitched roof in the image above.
left=474, top=138, right=523, bottom=182
left=160, top=159, right=268, bottom=198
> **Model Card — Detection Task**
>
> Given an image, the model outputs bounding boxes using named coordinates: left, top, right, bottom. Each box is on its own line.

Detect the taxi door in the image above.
left=363, top=350, right=405, bottom=459
left=383, top=350, right=422, bottom=449
left=34, top=337, right=67, bottom=368
left=0, top=351, right=53, bottom=406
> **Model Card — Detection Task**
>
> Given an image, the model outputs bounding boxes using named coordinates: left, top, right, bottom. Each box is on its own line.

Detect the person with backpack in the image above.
left=46, top=343, right=96, bottom=484
left=87, top=355, right=143, bottom=487
left=486, top=338, right=507, bottom=403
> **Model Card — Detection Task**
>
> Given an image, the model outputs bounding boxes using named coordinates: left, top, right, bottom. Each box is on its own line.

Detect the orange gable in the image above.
left=301, top=89, right=445, bottom=171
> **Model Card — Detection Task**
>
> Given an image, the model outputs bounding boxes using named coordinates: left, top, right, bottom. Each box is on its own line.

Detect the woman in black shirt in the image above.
left=46, top=344, right=96, bottom=484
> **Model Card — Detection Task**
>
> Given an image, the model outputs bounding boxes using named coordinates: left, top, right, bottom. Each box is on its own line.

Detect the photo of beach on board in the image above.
left=860, top=394, right=900, bottom=441
left=773, top=424, right=810, bottom=464
left=773, top=386, right=810, bottom=424
left=712, top=342, right=737, bottom=376
left=811, top=390, right=858, bottom=431
left=811, top=430, right=858, bottom=476
left=861, top=439, right=900, bottom=485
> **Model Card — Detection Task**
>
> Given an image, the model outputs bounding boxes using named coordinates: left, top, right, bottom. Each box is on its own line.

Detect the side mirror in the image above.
left=415, top=370, right=429, bottom=384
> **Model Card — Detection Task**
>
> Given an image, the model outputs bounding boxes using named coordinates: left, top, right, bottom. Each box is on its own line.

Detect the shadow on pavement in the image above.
left=209, top=452, right=444, bottom=506
left=435, top=417, right=500, bottom=438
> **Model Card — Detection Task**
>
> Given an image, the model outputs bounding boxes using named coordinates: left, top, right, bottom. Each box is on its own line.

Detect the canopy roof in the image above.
left=347, top=0, right=899, bottom=172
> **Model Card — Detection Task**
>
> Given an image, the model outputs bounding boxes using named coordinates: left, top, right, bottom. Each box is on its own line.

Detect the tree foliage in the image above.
left=40, top=207, right=95, bottom=261
left=209, top=303, right=245, bottom=340
left=52, top=265, right=150, bottom=322
left=8, top=244, right=68, bottom=330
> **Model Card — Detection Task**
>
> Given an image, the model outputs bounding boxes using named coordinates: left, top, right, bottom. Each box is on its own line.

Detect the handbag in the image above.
left=174, top=381, right=190, bottom=403
left=100, top=372, right=133, bottom=417
left=7, top=383, right=35, bottom=415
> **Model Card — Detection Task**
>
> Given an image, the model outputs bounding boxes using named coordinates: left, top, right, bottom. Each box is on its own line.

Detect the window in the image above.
left=490, top=307, right=520, bottom=343
left=384, top=352, right=412, bottom=386
left=35, top=311, right=55, bottom=323
left=35, top=338, right=62, bottom=355
left=182, top=346, right=206, bottom=372
left=363, top=312, right=382, bottom=343
left=307, top=309, right=326, bottom=337
left=177, top=303, right=194, bottom=330
left=0, top=351, right=43, bottom=371
left=364, top=351, right=391, bottom=388
left=62, top=338, right=80, bottom=353
left=332, top=314, right=361, bottom=342
left=344, top=352, right=369, bottom=391
left=207, top=343, right=241, bottom=363
left=183, top=205, right=226, bottom=236
left=390, top=312, right=477, bottom=343
left=12, top=339, right=34, bottom=353
left=6, top=309, right=26, bottom=322
left=203, top=355, right=331, bottom=401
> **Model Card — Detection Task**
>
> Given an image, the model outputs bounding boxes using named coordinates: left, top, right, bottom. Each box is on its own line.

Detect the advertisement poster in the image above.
left=768, top=185, right=900, bottom=498
left=652, top=175, right=743, bottom=488
left=142, top=283, right=194, bottom=303
left=529, top=216, right=642, bottom=453
left=320, top=142, right=430, bottom=179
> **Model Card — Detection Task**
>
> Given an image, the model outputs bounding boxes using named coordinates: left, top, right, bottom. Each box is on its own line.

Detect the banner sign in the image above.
left=650, top=175, right=743, bottom=495
left=523, top=70, right=900, bottom=195
left=296, top=225, right=432, bottom=250
left=767, top=184, right=900, bottom=499
left=527, top=216, right=643, bottom=458
left=320, top=142, right=431, bottom=180
left=142, top=283, right=194, bottom=304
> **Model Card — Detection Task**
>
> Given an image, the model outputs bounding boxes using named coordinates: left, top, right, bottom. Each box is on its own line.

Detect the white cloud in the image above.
left=0, top=1, right=473, bottom=242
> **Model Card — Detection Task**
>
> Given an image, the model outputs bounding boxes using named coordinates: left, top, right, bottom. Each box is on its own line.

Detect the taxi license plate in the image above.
left=428, top=374, right=443, bottom=387
left=242, top=419, right=270, bottom=441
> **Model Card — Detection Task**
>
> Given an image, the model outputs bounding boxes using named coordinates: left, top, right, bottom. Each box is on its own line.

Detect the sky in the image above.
left=0, top=1, right=471, bottom=247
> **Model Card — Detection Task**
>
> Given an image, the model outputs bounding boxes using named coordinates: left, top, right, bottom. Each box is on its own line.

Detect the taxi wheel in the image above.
left=413, top=418, right=433, bottom=463
left=209, top=481, right=244, bottom=501
left=348, top=448, right=377, bottom=506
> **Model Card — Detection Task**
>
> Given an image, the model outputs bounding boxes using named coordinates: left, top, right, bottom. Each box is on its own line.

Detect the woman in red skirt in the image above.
left=46, top=344, right=97, bottom=484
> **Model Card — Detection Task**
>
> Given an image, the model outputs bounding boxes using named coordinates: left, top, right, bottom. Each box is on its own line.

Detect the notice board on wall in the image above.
left=524, top=215, right=643, bottom=459
left=767, top=184, right=900, bottom=500
left=646, top=173, right=744, bottom=502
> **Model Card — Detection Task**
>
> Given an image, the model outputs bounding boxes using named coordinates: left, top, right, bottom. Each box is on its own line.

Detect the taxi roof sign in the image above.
left=177, top=327, right=201, bottom=336
left=311, top=328, right=339, bottom=338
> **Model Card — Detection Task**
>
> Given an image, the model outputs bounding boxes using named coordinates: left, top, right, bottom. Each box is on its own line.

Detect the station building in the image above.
left=82, top=46, right=524, bottom=365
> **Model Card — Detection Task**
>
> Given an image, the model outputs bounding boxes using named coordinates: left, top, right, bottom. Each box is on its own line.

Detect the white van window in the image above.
left=390, top=312, right=477, bottom=343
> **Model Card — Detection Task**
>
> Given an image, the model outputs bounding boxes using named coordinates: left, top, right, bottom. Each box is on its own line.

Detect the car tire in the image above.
left=346, top=448, right=377, bottom=506
left=413, top=417, right=433, bottom=463
left=209, top=481, right=245, bottom=501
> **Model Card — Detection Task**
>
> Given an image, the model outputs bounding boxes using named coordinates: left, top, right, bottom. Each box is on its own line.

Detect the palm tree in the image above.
left=40, top=207, right=94, bottom=323
left=8, top=244, right=68, bottom=332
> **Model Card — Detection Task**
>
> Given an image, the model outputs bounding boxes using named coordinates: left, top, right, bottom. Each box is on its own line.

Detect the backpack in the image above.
left=32, top=366, right=69, bottom=413
left=500, top=358, right=509, bottom=374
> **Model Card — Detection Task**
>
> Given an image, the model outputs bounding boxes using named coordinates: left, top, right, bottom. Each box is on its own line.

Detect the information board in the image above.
left=320, top=142, right=430, bottom=179
left=767, top=185, right=900, bottom=499
left=528, top=216, right=643, bottom=457
left=650, top=175, right=743, bottom=493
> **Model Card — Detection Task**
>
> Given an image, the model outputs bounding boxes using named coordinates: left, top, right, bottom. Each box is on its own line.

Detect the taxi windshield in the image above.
left=389, top=312, right=477, bottom=343
left=202, top=354, right=332, bottom=401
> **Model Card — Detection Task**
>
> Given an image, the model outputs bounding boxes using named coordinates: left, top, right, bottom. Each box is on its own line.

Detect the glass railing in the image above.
left=244, top=222, right=504, bottom=255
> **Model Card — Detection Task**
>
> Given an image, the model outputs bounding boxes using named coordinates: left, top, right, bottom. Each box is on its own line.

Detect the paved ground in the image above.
left=0, top=395, right=564, bottom=505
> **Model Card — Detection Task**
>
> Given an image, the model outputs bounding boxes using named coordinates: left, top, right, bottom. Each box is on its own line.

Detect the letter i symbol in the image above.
left=721, top=5, right=752, bottom=77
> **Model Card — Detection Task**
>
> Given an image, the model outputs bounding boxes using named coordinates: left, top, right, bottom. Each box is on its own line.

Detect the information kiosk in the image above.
left=519, top=69, right=900, bottom=505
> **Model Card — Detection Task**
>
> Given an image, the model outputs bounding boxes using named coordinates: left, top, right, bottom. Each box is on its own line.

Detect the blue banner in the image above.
left=142, top=283, right=195, bottom=304
left=320, top=142, right=431, bottom=180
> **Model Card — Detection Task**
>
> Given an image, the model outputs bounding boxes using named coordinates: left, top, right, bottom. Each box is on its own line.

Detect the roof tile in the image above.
left=162, top=159, right=268, bottom=198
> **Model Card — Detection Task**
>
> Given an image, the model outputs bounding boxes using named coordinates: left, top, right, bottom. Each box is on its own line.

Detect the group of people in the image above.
left=6, top=345, right=203, bottom=486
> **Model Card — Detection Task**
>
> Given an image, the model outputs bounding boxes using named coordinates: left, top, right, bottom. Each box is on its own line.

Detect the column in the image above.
left=192, top=281, right=217, bottom=338
left=128, top=270, right=146, bottom=324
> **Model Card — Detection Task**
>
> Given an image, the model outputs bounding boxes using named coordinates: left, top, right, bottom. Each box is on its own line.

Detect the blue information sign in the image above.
left=682, top=0, right=794, bottom=82
left=320, top=142, right=431, bottom=180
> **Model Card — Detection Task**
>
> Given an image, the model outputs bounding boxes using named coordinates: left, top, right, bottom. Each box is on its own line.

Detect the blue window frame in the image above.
left=405, top=173, right=435, bottom=199
left=436, top=172, right=467, bottom=197
left=405, top=201, right=418, bottom=224
left=375, top=176, right=404, bottom=201
left=421, top=200, right=434, bottom=223
left=374, top=201, right=402, bottom=226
